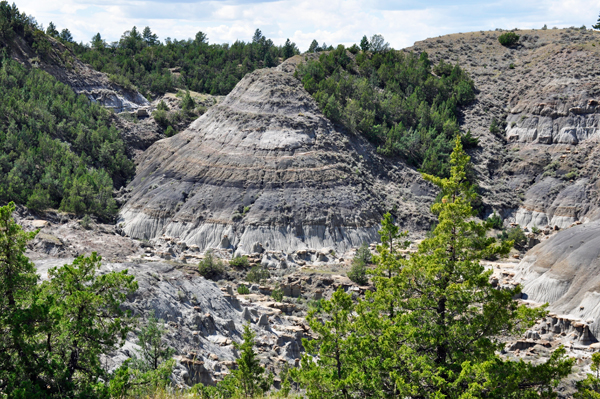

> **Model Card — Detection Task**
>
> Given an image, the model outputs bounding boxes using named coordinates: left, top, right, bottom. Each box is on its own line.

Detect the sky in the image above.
left=16, top=0, right=600, bottom=51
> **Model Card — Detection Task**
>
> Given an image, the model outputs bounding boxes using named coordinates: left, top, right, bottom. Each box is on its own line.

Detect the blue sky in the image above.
left=17, top=0, right=600, bottom=50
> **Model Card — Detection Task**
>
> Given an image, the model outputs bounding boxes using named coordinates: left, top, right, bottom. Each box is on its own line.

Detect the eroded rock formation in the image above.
left=119, top=68, right=435, bottom=253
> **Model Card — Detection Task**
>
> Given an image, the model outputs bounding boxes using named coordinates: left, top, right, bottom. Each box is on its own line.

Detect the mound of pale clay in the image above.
left=118, top=68, right=435, bottom=253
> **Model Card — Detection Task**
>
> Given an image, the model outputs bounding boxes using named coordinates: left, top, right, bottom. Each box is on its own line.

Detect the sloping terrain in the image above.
left=408, top=28, right=600, bottom=227
left=514, top=221, right=600, bottom=338
left=7, top=33, right=149, bottom=113
left=119, top=68, right=435, bottom=253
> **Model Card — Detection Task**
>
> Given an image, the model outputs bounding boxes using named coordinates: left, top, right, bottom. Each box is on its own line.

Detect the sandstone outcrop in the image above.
left=119, top=68, right=435, bottom=253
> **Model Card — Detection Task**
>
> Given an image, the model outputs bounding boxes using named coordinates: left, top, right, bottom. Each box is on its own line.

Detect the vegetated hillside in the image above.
left=0, top=2, right=148, bottom=113
left=0, top=2, right=136, bottom=219
left=294, top=45, right=476, bottom=178
left=70, top=27, right=300, bottom=98
left=407, top=28, right=600, bottom=226
left=119, top=68, right=435, bottom=253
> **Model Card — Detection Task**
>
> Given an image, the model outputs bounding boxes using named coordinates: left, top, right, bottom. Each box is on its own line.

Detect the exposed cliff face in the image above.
left=514, top=221, right=600, bottom=337
left=409, top=28, right=600, bottom=228
left=119, top=69, right=435, bottom=253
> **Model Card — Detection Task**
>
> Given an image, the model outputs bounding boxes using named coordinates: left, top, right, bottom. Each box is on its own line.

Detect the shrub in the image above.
left=498, top=32, right=520, bottom=46
left=153, top=109, right=169, bottom=127
left=165, top=126, right=176, bottom=137
left=347, top=260, right=368, bottom=285
left=230, top=256, right=250, bottom=268
left=531, top=226, right=541, bottom=234
left=498, top=227, right=527, bottom=249
left=237, top=284, right=250, bottom=295
left=156, top=100, right=169, bottom=111
left=246, top=266, right=270, bottom=283
left=486, top=212, right=503, bottom=229
left=271, top=288, right=284, bottom=302
left=80, top=214, right=92, bottom=229
left=354, top=242, right=372, bottom=265
left=198, top=251, right=225, bottom=280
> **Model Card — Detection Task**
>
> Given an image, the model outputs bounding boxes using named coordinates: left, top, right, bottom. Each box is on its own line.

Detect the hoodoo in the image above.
left=119, top=68, right=434, bottom=253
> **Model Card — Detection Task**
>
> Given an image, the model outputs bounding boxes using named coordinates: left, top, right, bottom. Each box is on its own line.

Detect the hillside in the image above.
left=408, top=28, right=600, bottom=226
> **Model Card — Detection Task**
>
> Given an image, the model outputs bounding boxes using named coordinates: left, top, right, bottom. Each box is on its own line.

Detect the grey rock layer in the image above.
left=119, top=69, right=435, bottom=253
left=514, top=221, right=600, bottom=337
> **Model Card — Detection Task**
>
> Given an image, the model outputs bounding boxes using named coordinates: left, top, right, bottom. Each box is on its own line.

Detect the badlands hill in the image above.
left=409, top=28, right=600, bottom=227
left=119, top=68, right=435, bottom=253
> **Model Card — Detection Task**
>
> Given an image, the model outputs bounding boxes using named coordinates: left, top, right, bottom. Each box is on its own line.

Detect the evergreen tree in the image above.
left=46, top=21, right=58, bottom=37
left=142, top=26, right=159, bottom=46
left=308, top=39, right=319, bottom=53
left=233, top=324, right=272, bottom=397
left=575, top=352, right=600, bottom=398
left=194, top=30, right=208, bottom=44
left=59, top=28, right=73, bottom=42
left=283, top=38, right=295, bottom=59
left=295, top=138, right=574, bottom=398
left=91, top=32, right=104, bottom=49
left=593, top=13, right=600, bottom=30
left=360, top=35, right=369, bottom=52
left=133, top=311, right=175, bottom=371
left=264, top=49, right=275, bottom=67
left=0, top=202, right=139, bottom=397
left=252, top=28, right=263, bottom=43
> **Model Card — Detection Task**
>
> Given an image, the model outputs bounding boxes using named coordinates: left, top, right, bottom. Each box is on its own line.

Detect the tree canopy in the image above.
left=293, top=138, right=573, bottom=398
left=295, top=43, right=476, bottom=177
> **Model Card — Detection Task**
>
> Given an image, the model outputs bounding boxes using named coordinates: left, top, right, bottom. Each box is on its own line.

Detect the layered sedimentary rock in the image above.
left=409, top=29, right=600, bottom=227
left=514, top=221, right=600, bottom=337
left=119, top=69, right=435, bottom=253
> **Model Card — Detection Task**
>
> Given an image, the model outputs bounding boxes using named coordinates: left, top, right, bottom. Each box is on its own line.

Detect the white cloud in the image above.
left=15, top=0, right=600, bottom=50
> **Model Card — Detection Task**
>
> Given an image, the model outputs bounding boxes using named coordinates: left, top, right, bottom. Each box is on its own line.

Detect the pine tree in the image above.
left=308, top=39, right=319, bottom=53
left=264, top=50, right=275, bottom=67
left=142, top=26, right=159, bottom=46
left=295, top=138, right=574, bottom=398
left=360, top=35, right=369, bottom=52
left=233, top=324, right=272, bottom=397
left=46, top=21, right=58, bottom=37
left=593, top=13, right=600, bottom=30
left=575, top=352, right=600, bottom=398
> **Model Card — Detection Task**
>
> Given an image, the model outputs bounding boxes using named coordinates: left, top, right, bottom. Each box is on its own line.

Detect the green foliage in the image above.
left=0, top=57, right=134, bottom=219
left=230, top=255, right=250, bottom=268
left=594, top=13, right=600, bottom=30
left=80, top=214, right=92, bottom=229
left=575, top=352, right=600, bottom=398
left=498, top=31, right=520, bottom=46
left=237, top=284, right=250, bottom=295
left=198, top=250, right=226, bottom=280
left=499, top=226, right=528, bottom=249
left=347, top=261, right=368, bottom=285
left=165, top=125, right=176, bottom=137
left=486, top=211, right=503, bottom=229
left=0, top=202, right=139, bottom=397
left=347, top=243, right=371, bottom=285
left=246, top=266, right=270, bottom=283
left=489, top=117, right=501, bottom=135
left=108, top=312, right=174, bottom=398
left=294, top=138, right=573, bottom=398
left=271, top=287, right=284, bottom=302
left=233, top=324, right=273, bottom=397
left=295, top=45, right=475, bottom=177
left=131, top=311, right=175, bottom=372
left=72, top=27, right=300, bottom=97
